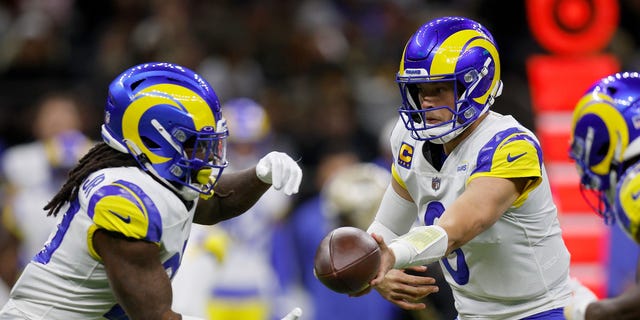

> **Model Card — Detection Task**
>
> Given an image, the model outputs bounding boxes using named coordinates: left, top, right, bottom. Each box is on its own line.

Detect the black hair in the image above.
left=44, top=142, right=138, bottom=216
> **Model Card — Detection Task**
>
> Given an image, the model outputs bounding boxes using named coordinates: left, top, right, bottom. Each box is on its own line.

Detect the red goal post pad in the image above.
left=526, top=54, right=619, bottom=113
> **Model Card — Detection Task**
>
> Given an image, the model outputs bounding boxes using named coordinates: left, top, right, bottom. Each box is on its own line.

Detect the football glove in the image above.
left=256, top=151, right=302, bottom=195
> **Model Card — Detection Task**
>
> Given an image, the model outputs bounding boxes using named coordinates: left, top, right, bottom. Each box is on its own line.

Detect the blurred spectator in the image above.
left=0, top=92, right=93, bottom=305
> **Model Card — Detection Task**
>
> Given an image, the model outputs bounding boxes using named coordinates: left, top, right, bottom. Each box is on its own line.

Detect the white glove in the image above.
left=256, top=151, right=302, bottom=195
left=563, top=277, right=598, bottom=320
left=280, top=307, right=303, bottom=320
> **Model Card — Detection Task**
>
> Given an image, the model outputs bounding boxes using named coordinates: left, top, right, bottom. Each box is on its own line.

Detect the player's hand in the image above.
left=563, top=278, right=597, bottom=320
left=368, top=233, right=438, bottom=310
left=280, top=307, right=303, bottom=320
left=256, top=151, right=302, bottom=195
left=370, top=233, right=395, bottom=285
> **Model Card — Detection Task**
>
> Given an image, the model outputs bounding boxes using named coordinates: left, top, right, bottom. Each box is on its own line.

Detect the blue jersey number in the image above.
left=424, top=201, right=469, bottom=285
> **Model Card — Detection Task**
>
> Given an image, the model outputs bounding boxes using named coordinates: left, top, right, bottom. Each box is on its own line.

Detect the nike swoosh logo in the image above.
left=632, top=191, right=640, bottom=201
left=507, top=152, right=527, bottom=162
left=108, top=210, right=131, bottom=224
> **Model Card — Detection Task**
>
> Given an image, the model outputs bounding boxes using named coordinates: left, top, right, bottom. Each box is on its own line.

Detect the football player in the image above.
left=0, top=62, right=302, bottom=320
left=361, top=16, right=573, bottom=319
left=563, top=71, right=640, bottom=320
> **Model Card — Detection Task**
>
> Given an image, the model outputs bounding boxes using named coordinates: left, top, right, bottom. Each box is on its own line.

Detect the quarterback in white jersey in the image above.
left=362, top=17, right=572, bottom=319
left=380, top=113, right=571, bottom=318
left=0, top=62, right=303, bottom=320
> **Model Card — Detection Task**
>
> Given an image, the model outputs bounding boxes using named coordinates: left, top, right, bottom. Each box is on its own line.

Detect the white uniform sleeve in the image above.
left=366, top=185, right=417, bottom=242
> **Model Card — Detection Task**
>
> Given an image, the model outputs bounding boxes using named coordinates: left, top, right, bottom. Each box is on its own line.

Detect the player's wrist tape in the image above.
left=389, top=225, right=448, bottom=269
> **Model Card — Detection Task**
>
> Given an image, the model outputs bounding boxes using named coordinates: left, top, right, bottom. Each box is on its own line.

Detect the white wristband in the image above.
left=181, top=315, right=206, bottom=320
left=389, top=225, right=448, bottom=268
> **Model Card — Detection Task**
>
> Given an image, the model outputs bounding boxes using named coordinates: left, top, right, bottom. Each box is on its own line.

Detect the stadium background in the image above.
left=0, top=0, right=638, bottom=313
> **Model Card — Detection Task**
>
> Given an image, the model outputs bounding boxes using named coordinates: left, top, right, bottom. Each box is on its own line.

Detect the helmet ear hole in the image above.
left=141, top=136, right=161, bottom=149
left=596, top=141, right=610, bottom=157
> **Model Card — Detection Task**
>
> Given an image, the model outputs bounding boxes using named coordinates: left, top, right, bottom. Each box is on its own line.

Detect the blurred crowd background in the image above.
left=0, top=0, right=548, bottom=195
left=1, top=0, right=640, bottom=319
left=0, top=0, right=638, bottom=196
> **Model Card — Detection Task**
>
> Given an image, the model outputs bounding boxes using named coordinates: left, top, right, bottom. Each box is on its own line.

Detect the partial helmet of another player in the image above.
left=396, top=16, right=503, bottom=144
left=569, top=71, right=640, bottom=238
left=223, top=98, right=271, bottom=145
left=221, top=98, right=273, bottom=170
left=322, top=163, right=391, bottom=230
left=101, top=62, right=229, bottom=200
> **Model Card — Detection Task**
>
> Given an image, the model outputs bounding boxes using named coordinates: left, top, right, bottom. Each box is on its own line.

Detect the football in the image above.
left=313, top=226, right=381, bottom=294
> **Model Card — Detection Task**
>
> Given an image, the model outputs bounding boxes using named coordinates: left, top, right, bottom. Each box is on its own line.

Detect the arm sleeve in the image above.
left=366, top=184, right=418, bottom=242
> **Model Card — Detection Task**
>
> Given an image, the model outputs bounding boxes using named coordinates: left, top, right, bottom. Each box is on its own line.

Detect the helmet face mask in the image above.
left=397, top=16, right=503, bottom=144
left=570, top=71, right=640, bottom=238
left=102, top=62, right=229, bottom=200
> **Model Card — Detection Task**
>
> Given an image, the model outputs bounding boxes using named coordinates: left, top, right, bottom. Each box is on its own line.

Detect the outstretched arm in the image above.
left=194, top=151, right=302, bottom=225
left=368, top=176, right=529, bottom=310
left=436, top=175, right=528, bottom=254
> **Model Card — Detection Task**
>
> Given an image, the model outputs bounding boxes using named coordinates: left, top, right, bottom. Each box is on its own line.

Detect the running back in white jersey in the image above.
left=7, top=167, right=194, bottom=320
left=390, top=112, right=572, bottom=319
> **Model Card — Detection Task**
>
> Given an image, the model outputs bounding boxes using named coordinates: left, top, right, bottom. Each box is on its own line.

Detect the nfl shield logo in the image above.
left=432, top=177, right=441, bottom=191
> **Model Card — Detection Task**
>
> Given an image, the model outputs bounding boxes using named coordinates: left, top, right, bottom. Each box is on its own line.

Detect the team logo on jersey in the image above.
left=108, top=210, right=131, bottom=224
left=397, top=142, right=414, bottom=169
left=507, top=152, right=527, bottom=162
left=432, top=177, right=441, bottom=191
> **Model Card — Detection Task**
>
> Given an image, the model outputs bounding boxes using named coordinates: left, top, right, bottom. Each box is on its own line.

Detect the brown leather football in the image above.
left=313, top=226, right=381, bottom=294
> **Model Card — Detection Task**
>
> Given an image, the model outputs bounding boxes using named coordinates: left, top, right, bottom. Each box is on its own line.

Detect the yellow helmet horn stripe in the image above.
left=572, top=95, right=628, bottom=175
left=122, top=83, right=216, bottom=163
left=431, top=29, right=500, bottom=104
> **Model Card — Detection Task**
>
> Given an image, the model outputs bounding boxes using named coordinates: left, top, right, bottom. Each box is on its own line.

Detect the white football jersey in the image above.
left=4, top=167, right=194, bottom=320
left=389, top=112, right=572, bottom=319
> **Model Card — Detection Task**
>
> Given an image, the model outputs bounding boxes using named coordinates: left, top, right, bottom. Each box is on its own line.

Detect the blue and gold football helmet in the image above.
left=101, top=62, right=229, bottom=200
left=397, top=16, right=503, bottom=143
left=570, top=71, right=640, bottom=242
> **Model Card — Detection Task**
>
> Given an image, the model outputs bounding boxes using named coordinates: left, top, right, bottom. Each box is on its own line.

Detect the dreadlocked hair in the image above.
left=44, top=142, right=138, bottom=217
